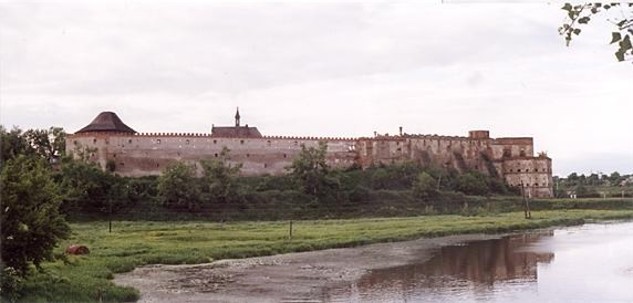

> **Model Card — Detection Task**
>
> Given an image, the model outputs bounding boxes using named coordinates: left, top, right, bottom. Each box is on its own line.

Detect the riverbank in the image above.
left=19, top=209, right=633, bottom=302
left=114, top=233, right=506, bottom=303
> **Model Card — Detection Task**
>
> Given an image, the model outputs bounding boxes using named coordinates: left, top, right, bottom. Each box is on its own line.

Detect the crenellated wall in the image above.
left=66, top=129, right=553, bottom=198
left=67, top=132, right=357, bottom=177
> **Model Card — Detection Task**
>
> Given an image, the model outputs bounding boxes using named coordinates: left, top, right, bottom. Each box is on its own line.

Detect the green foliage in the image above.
left=456, top=172, right=490, bottom=196
left=0, top=126, right=66, bottom=164
left=157, top=161, right=201, bottom=211
left=370, top=162, right=422, bottom=190
left=1, top=126, right=33, bottom=162
left=1, top=267, right=24, bottom=302
left=1, top=155, right=71, bottom=278
left=289, top=142, right=333, bottom=197
left=559, top=2, right=633, bottom=62
left=56, top=160, right=136, bottom=214
left=199, top=147, right=243, bottom=205
left=23, top=127, right=67, bottom=162
left=412, top=172, right=438, bottom=198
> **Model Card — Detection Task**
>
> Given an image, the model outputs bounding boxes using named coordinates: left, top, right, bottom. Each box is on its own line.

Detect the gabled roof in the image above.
left=75, top=111, right=136, bottom=134
left=211, top=126, right=262, bottom=138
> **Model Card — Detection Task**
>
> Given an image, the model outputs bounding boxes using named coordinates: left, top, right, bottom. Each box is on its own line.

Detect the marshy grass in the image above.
left=19, top=209, right=633, bottom=302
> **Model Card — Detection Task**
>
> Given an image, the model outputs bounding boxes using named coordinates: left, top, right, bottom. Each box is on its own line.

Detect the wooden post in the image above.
left=108, top=199, right=112, bottom=233
left=521, top=182, right=530, bottom=219
left=289, top=220, right=293, bottom=239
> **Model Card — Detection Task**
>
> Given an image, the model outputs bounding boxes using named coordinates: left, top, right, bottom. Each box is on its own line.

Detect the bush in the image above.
left=1, top=156, right=71, bottom=277
left=456, top=172, right=490, bottom=196
left=413, top=172, right=438, bottom=198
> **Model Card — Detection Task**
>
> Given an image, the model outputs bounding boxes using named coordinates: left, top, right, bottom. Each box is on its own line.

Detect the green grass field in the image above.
left=19, top=209, right=633, bottom=302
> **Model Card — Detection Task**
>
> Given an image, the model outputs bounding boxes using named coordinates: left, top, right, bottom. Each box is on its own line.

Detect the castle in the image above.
left=66, top=110, right=554, bottom=198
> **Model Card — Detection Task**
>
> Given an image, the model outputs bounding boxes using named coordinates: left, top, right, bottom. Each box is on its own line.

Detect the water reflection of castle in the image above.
left=332, top=231, right=555, bottom=300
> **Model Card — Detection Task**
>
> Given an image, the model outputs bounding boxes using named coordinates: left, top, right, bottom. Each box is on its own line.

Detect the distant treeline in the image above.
left=553, top=172, right=633, bottom=198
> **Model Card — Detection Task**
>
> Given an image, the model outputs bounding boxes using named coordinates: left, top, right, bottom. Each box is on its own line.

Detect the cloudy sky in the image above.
left=1, top=0, right=631, bottom=176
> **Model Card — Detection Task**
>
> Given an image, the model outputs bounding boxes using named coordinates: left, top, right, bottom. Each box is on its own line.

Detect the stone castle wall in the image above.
left=68, top=132, right=357, bottom=177
left=67, top=129, right=553, bottom=198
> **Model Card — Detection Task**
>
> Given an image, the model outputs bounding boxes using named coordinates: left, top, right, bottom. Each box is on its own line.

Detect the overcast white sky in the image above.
left=1, top=1, right=631, bottom=176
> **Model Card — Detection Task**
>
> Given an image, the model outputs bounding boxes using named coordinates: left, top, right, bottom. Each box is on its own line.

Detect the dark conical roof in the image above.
left=75, top=112, right=136, bottom=134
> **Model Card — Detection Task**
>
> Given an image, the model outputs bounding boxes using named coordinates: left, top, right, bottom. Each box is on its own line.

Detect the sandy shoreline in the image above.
left=114, top=233, right=506, bottom=303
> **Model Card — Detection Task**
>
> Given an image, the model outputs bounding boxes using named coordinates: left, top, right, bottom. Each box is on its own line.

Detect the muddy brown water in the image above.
left=324, top=221, right=633, bottom=302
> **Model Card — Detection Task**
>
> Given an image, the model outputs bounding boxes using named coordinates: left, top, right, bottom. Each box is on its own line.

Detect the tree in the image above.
left=289, top=142, right=333, bottom=196
left=610, top=171, right=622, bottom=184
left=1, top=155, right=71, bottom=277
left=1, top=126, right=67, bottom=163
left=199, top=147, right=242, bottom=204
left=157, top=162, right=201, bottom=211
left=56, top=159, right=133, bottom=214
left=455, top=173, right=490, bottom=196
left=23, top=127, right=66, bottom=162
left=412, top=172, right=438, bottom=198
left=559, top=3, right=633, bottom=62
left=1, top=126, right=33, bottom=162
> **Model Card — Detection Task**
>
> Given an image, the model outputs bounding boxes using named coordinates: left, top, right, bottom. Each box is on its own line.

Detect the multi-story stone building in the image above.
left=66, top=110, right=553, bottom=198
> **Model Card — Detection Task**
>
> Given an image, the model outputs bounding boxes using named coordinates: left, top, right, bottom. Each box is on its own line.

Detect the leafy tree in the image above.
left=199, top=147, right=243, bottom=204
left=412, top=172, right=438, bottom=198
left=455, top=172, right=490, bottom=196
left=289, top=141, right=333, bottom=196
left=1, top=155, right=70, bottom=277
left=610, top=171, right=622, bottom=184
left=1, top=126, right=33, bottom=162
left=23, top=127, right=66, bottom=162
left=559, top=3, right=633, bottom=62
left=55, top=159, right=133, bottom=214
left=157, top=162, right=201, bottom=211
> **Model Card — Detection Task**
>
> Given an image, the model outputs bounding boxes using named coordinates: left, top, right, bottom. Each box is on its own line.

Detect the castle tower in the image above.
left=235, top=107, right=241, bottom=127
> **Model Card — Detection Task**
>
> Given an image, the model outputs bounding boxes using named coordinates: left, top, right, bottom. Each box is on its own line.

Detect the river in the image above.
left=115, top=221, right=633, bottom=303
left=325, top=221, right=633, bottom=302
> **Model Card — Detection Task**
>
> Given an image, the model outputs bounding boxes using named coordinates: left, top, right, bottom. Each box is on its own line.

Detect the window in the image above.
left=517, top=169, right=521, bottom=172
left=267, top=140, right=271, bottom=146
left=128, top=139, right=132, bottom=144
left=246, top=153, right=250, bottom=158
left=186, top=139, right=190, bottom=145
left=213, top=140, right=217, bottom=144
left=503, top=149, right=511, bottom=158
left=93, top=139, right=97, bottom=144
left=264, top=163, right=268, bottom=168
left=240, top=140, right=245, bottom=144
left=535, top=183, right=539, bottom=186
left=214, top=153, right=218, bottom=157
left=283, top=153, right=287, bottom=158
left=156, top=139, right=161, bottom=144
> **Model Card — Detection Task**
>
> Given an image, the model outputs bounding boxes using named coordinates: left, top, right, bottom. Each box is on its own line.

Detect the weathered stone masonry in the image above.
left=66, top=111, right=553, bottom=198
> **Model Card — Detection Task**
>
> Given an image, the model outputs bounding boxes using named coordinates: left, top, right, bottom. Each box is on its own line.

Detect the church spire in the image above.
left=235, top=107, right=241, bottom=127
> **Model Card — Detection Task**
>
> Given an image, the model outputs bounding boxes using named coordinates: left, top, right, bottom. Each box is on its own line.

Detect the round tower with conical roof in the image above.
left=66, top=111, right=137, bottom=171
